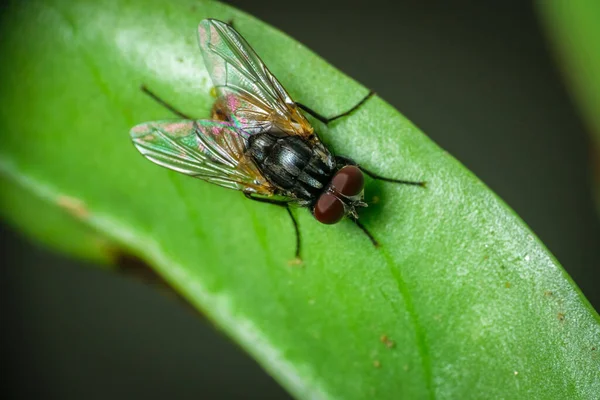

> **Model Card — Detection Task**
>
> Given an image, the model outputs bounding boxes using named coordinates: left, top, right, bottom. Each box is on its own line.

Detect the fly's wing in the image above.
left=198, top=19, right=315, bottom=139
left=130, top=120, right=274, bottom=195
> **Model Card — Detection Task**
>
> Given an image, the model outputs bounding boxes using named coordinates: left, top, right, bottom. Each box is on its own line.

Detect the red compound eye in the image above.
left=314, top=193, right=345, bottom=225
left=332, top=165, right=364, bottom=197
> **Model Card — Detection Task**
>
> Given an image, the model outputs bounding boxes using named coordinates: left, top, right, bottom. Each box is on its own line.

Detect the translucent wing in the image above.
left=198, top=19, right=315, bottom=139
left=130, top=120, right=274, bottom=195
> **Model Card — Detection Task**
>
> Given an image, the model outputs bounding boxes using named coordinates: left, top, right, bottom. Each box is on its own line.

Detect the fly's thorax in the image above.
left=247, top=131, right=336, bottom=200
left=313, top=165, right=367, bottom=224
left=247, top=130, right=290, bottom=163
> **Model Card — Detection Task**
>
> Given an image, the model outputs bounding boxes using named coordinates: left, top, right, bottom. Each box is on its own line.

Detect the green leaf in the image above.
left=0, top=0, right=598, bottom=399
left=0, top=174, right=116, bottom=265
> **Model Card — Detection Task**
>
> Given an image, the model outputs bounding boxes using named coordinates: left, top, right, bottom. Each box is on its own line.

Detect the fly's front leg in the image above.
left=244, top=192, right=302, bottom=263
left=335, top=156, right=426, bottom=187
left=360, top=166, right=426, bottom=187
left=350, top=217, right=379, bottom=247
left=141, top=85, right=194, bottom=120
left=296, top=90, right=375, bottom=125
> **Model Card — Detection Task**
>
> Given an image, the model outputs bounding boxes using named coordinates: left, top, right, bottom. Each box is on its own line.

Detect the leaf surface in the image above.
left=0, top=1, right=598, bottom=399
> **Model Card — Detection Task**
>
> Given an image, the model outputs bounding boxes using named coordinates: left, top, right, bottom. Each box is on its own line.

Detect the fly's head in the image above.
left=313, top=165, right=367, bottom=225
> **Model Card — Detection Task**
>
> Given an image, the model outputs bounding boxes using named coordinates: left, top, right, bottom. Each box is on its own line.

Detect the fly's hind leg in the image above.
left=140, top=85, right=193, bottom=120
left=244, top=193, right=302, bottom=264
left=296, top=90, right=375, bottom=125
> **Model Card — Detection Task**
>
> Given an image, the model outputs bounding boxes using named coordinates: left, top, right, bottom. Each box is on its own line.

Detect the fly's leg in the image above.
left=360, top=166, right=426, bottom=187
left=244, top=193, right=302, bottom=263
left=141, top=85, right=193, bottom=120
left=335, top=155, right=426, bottom=187
left=350, top=217, right=379, bottom=247
left=296, top=91, right=375, bottom=125
left=335, top=156, right=424, bottom=248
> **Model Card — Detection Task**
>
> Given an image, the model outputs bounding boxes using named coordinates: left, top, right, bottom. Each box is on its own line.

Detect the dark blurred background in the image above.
left=2, top=1, right=599, bottom=399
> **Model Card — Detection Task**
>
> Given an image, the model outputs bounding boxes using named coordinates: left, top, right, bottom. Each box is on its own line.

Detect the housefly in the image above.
left=130, top=19, right=425, bottom=261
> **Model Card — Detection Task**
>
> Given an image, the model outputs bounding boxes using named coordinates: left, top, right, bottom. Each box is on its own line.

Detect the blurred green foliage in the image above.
left=538, top=0, right=600, bottom=216
left=539, top=0, right=600, bottom=146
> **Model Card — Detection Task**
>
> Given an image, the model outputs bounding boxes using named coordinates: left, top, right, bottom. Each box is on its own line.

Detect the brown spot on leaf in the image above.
left=57, top=195, right=88, bottom=219
left=113, top=251, right=201, bottom=317
left=544, top=290, right=553, bottom=297
left=380, top=334, right=395, bottom=349
left=373, top=360, right=381, bottom=368
left=115, top=252, right=161, bottom=284
left=288, top=257, right=303, bottom=267
left=557, top=312, right=565, bottom=322
left=505, top=281, right=511, bottom=288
